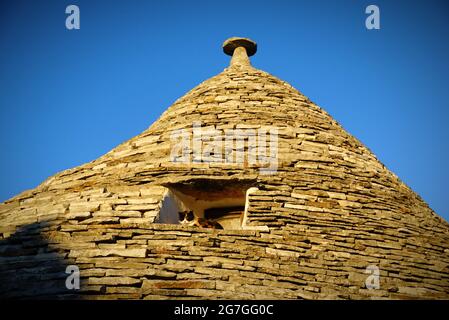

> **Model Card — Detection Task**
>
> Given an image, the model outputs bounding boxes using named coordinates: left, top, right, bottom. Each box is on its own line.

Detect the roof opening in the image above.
left=155, top=179, right=267, bottom=231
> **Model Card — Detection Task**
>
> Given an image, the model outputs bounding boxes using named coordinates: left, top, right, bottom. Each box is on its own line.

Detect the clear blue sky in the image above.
left=0, top=0, right=448, bottom=221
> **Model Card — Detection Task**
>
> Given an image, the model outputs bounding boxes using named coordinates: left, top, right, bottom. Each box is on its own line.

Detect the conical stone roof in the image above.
left=1, top=37, right=448, bottom=299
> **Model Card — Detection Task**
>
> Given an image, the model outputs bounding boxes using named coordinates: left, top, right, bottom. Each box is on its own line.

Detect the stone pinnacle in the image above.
left=223, top=37, right=257, bottom=66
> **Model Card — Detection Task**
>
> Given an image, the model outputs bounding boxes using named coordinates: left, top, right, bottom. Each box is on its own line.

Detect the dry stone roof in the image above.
left=0, top=37, right=448, bottom=299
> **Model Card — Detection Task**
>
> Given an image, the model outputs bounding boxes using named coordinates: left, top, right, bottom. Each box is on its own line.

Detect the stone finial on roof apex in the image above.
left=223, top=37, right=257, bottom=67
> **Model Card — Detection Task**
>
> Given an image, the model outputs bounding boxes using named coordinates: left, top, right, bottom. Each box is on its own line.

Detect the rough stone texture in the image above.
left=0, top=38, right=448, bottom=299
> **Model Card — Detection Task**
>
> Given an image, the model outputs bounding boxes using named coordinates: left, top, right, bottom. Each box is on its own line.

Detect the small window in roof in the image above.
left=155, top=179, right=267, bottom=231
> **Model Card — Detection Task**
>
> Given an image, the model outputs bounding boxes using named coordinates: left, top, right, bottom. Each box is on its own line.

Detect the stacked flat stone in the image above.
left=0, top=37, right=448, bottom=299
